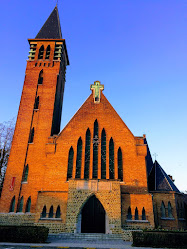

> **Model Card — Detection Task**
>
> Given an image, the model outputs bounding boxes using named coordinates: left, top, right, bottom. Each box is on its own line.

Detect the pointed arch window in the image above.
left=118, top=147, right=123, bottom=181
left=29, top=128, right=34, bottom=143
left=25, top=197, right=31, bottom=213
left=84, top=129, right=90, bottom=179
left=135, top=207, right=139, bottom=220
left=67, top=147, right=74, bottom=180
left=38, top=70, right=43, bottom=85
left=34, top=96, right=39, bottom=110
left=49, top=205, right=54, bottom=218
left=101, top=128, right=106, bottom=179
left=93, top=120, right=98, bottom=178
left=109, top=138, right=114, bottom=179
left=75, top=137, right=82, bottom=178
left=38, top=45, right=44, bottom=59
left=161, top=201, right=166, bottom=218
left=55, top=205, right=61, bottom=218
left=23, top=164, right=29, bottom=182
left=9, top=196, right=15, bottom=212
left=168, top=202, right=173, bottom=218
left=142, top=207, right=146, bottom=220
left=18, top=196, right=24, bottom=212
left=45, top=45, right=50, bottom=59
left=41, top=205, right=47, bottom=218
left=127, top=206, right=132, bottom=220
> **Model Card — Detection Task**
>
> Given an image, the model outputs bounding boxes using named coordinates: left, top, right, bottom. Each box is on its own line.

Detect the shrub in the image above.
left=132, top=231, right=187, bottom=248
left=0, top=225, right=49, bottom=243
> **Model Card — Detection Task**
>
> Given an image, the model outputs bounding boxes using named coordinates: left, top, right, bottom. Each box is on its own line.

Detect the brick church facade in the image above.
left=0, top=7, right=186, bottom=235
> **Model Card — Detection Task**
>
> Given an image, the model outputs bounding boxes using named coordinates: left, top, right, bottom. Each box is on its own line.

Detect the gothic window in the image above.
left=135, top=207, right=139, bottom=220
left=45, top=45, right=50, bottom=59
left=23, top=164, right=29, bottom=182
left=25, top=197, right=31, bottom=212
left=127, top=206, right=132, bottom=220
left=29, top=128, right=34, bottom=143
left=18, top=196, right=24, bottom=212
left=55, top=205, right=61, bottom=218
left=84, top=129, right=90, bottom=179
left=75, top=137, right=82, bottom=178
left=168, top=202, right=173, bottom=218
left=142, top=207, right=146, bottom=220
left=93, top=120, right=98, bottom=178
left=38, top=45, right=44, bottom=59
left=34, top=96, right=39, bottom=110
left=38, top=70, right=43, bottom=85
left=118, top=147, right=123, bottom=181
left=109, top=138, right=114, bottom=179
left=101, top=128, right=106, bottom=179
left=9, top=196, right=15, bottom=212
left=41, top=205, right=47, bottom=218
left=161, top=201, right=166, bottom=218
left=67, top=147, right=74, bottom=180
left=49, top=205, right=53, bottom=218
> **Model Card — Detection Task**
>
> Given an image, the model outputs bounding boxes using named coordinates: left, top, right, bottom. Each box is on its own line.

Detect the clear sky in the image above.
left=0, top=0, right=186, bottom=192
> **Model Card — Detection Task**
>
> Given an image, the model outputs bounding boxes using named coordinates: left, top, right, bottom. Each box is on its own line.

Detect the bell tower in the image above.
left=0, top=6, right=69, bottom=212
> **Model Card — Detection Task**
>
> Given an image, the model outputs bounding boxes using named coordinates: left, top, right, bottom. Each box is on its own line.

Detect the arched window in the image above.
left=101, top=128, right=106, bottom=179
left=135, top=207, right=139, bottom=220
left=25, top=197, right=31, bottom=212
left=23, top=164, right=29, bottom=182
left=34, top=96, right=39, bottom=110
left=9, top=196, right=15, bottom=212
left=109, top=138, right=114, bottom=179
left=55, top=205, right=61, bottom=218
left=29, top=127, right=34, bottom=143
left=49, top=205, right=53, bottom=218
left=84, top=129, right=90, bottom=179
left=127, top=206, right=132, bottom=220
left=93, top=120, right=98, bottom=178
left=161, top=201, right=166, bottom=218
left=67, top=147, right=74, bottom=180
left=38, top=70, right=43, bottom=85
left=41, top=205, right=47, bottom=218
left=45, top=45, right=50, bottom=59
left=75, top=137, right=82, bottom=178
left=38, top=45, right=44, bottom=59
left=142, top=207, right=146, bottom=220
left=168, top=202, right=173, bottom=218
left=118, top=147, right=123, bottom=181
left=18, top=196, right=24, bottom=212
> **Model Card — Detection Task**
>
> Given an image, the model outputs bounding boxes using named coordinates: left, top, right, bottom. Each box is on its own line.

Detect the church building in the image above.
left=0, top=7, right=186, bottom=236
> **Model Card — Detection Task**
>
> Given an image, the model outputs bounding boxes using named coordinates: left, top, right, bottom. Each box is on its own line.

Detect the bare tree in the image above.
left=0, top=118, right=15, bottom=194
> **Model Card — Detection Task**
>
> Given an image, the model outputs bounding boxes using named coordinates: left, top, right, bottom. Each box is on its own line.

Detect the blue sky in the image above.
left=0, top=0, right=186, bottom=191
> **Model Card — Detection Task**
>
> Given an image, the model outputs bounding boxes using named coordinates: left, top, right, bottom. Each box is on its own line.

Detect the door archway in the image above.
left=81, top=195, right=105, bottom=233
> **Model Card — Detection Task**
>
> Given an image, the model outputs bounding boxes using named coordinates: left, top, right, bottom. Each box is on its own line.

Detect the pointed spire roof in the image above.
left=35, top=6, right=62, bottom=39
left=148, top=160, right=180, bottom=192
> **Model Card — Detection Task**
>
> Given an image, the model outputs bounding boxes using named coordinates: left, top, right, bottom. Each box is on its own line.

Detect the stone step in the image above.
left=49, top=233, right=123, bottom=240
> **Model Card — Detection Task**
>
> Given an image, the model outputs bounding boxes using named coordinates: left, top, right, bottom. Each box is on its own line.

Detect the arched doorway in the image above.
left=81, top=195, right=105, bottom=233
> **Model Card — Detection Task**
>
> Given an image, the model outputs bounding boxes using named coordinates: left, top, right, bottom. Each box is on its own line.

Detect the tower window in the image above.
left=67, top=147, right=74, bottom=180
left=93, top=120, right=98, bottom=179
left=109, top=138, right=114, bottom=179
left=41, top=205, right=47, bottom=218
left=18, top=196, right=24, bottom=212
left=75, top=137, right=82, bottom=178
left=9, top=196, right=15, bottom=212
left=25, top=197, right=31, bottom=213
left=101, top=128, right=106, bottom=179
left=38, top=45, right=44, bottom=59
left=29, top=128, right=34, bottom=143
left=23, top=164, right=29, bottom=182
left=34, top=96, right=39, bottom=110
left=45, top=45, right=50, bottom=59
left=55, top=205, right=61, bottom=218
left=38, top=70, right=43, bottom=85
left=118, top=147, right=123, bottom=181
left=84, top=128, right=90, bottom=179
left=49, top=205, right=54, bottom=218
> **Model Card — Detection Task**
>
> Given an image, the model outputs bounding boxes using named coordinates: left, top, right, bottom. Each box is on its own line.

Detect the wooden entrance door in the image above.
left=81, top=195, right=105, bottom=233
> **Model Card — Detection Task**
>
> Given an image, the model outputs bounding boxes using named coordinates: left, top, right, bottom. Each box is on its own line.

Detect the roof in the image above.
left=148, top=160, right=180, bottom=192
left=35, top=6, right=62, bottom=39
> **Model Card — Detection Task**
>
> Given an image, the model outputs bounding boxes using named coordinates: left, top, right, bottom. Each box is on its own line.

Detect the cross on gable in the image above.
left=90, top=81, right=104, bottom=103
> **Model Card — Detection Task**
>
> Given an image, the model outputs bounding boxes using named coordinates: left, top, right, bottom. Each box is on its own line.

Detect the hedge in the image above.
left=132, top=230, right=187, bottom=248
left=0, top=225, right=49, bottom=243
